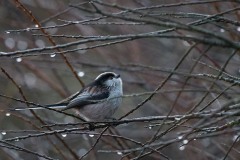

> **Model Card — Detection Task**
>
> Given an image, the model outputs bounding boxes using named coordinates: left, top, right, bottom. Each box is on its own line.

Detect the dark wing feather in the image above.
left=62, top=85, right=109, bottom=111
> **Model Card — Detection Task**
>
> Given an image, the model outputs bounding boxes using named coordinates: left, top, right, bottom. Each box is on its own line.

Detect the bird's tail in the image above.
left=10, top=104, right=67, bottom=111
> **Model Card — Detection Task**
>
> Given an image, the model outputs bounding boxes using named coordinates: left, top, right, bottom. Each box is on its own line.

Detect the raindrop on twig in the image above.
left=50, top=54, right=56, bottom=58
left=89, top=134, right=94, bottom=137
left=1, top=132, right=6, bottom=135
left=117, top=151, right=123, bottom=155
left=61, top=133, right=67, bottom=138
left=16, top=58, right=22, bottom=63
left=179, top=146, right=185, bottom=151
left=78, top=71, right=85, bottom=77
left=183, top=139, right=188, bottom=144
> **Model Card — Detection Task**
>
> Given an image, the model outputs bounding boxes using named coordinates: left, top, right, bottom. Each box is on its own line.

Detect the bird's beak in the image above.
left=115, top=74, right=120, bottom=78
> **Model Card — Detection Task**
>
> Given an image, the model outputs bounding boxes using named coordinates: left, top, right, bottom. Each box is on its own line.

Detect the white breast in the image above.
left=76, top=76, right=123, bottom=121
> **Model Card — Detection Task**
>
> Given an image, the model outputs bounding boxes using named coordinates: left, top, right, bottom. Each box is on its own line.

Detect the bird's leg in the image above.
left=87, top=122, right=96, bottom=131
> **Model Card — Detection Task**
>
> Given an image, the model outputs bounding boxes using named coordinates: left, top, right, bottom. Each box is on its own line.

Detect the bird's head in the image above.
left=95, top=72, right=122, bottom=89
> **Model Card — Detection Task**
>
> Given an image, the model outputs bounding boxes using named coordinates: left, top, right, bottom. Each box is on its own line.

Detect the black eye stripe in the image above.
left=94, top=72, right=120, bottom=86
left=97, top=73, right=115, bottom=81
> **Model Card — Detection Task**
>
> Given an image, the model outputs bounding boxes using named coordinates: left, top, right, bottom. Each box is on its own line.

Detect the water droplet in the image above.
left=50, top=54, right=56, bottom=58
left=61, top=133, right=67, bottom=137
left=178, top=135, right=183, bottom=140
left=89, top=134, right=94, bottom=137
left=5, top=31, right=10, bottom=34
left=26, top=28, right=30, bottom=31
left=183, top=139, right=188, bottom=144
left=220, top=28, right=225, bottom=33
left=175, top=117, right=181, bottom=121
left=193, top=138, right=196, bottom=141
left=148, top=126, right=152, bottom=129
left=5, top=113, right=11, bottom=117
left=179, top=146, right=185, bottom=151
left=117, top=151, right=123, bottom=155
left=1, top=132, right=6, bottom=135
left=15, top=138, right=19, bottom=142
left=237, top=27, right=240, bottom=32
left=16, top=58, right=22, bottom=62
left=35, top=24, right=39, bottom=28
left=78, top=71, right=85, bottom=77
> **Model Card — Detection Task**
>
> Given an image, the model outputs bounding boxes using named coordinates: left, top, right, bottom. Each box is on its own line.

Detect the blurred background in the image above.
left=1, top=0, right=240, bottom=159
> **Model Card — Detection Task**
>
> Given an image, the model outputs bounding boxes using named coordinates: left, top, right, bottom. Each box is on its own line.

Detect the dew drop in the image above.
left=78, top=71, right=85, bottom=77
left=89, top=134, right=94, bottom=137
left=15, top=138, right=19, bottom=142
left=183, top=139, right=188, bottom=144
left=193, top=138, right=196, bottom=141
left=61, top=133, right=67, bottom=137
left=50, top=54, right=56, bottom=58
left=5, top=31, right=10, bottom=34
left=179, top=146, right=185, bottom=151
left=237, top=27, right=240, bottom=32
left=1, top=132, right=6, bottom=135
left=148, top=126, right=152, bottom=129
left=16, top=58, right=22, bottom=62
left=220, top=28, right=225, bottom=33
left=5, top=113, right=11, bottom=117
left=175, top=117, right=181, bottom=121
left=117, top=151, right=123, bottom=155
left=35, top=24, right=39, bottom=28
left=26, top=28, right=30, bottom=31
left=178, top=135, right=183, bottom=140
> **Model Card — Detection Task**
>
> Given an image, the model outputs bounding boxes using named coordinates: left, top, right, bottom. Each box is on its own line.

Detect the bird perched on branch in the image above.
left=13, top=72, right=123, bottom=121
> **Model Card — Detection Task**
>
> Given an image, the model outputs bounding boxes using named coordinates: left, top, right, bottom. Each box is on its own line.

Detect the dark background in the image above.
left=0, top=0, right=240, bottom=160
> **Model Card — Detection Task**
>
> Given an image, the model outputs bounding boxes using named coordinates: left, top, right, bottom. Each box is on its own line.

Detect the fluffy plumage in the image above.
left=13, top=72, right=123, bottom=121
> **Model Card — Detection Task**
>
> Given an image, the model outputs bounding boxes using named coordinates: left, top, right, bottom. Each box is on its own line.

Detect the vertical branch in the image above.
left=0, top=67, right=78, bottom=160
left=14, top=0, right=85, bottom=87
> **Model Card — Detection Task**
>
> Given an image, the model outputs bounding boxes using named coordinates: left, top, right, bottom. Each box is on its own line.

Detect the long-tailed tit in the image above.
left=13, top=72, right=123, bottom=121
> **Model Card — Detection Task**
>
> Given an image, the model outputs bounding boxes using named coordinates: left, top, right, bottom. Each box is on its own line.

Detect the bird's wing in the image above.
left=62, top=85, right=109, bottom=111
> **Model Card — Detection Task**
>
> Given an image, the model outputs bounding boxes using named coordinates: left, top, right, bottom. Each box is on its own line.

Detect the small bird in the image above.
left=13, top=72, right=123, bottom=121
